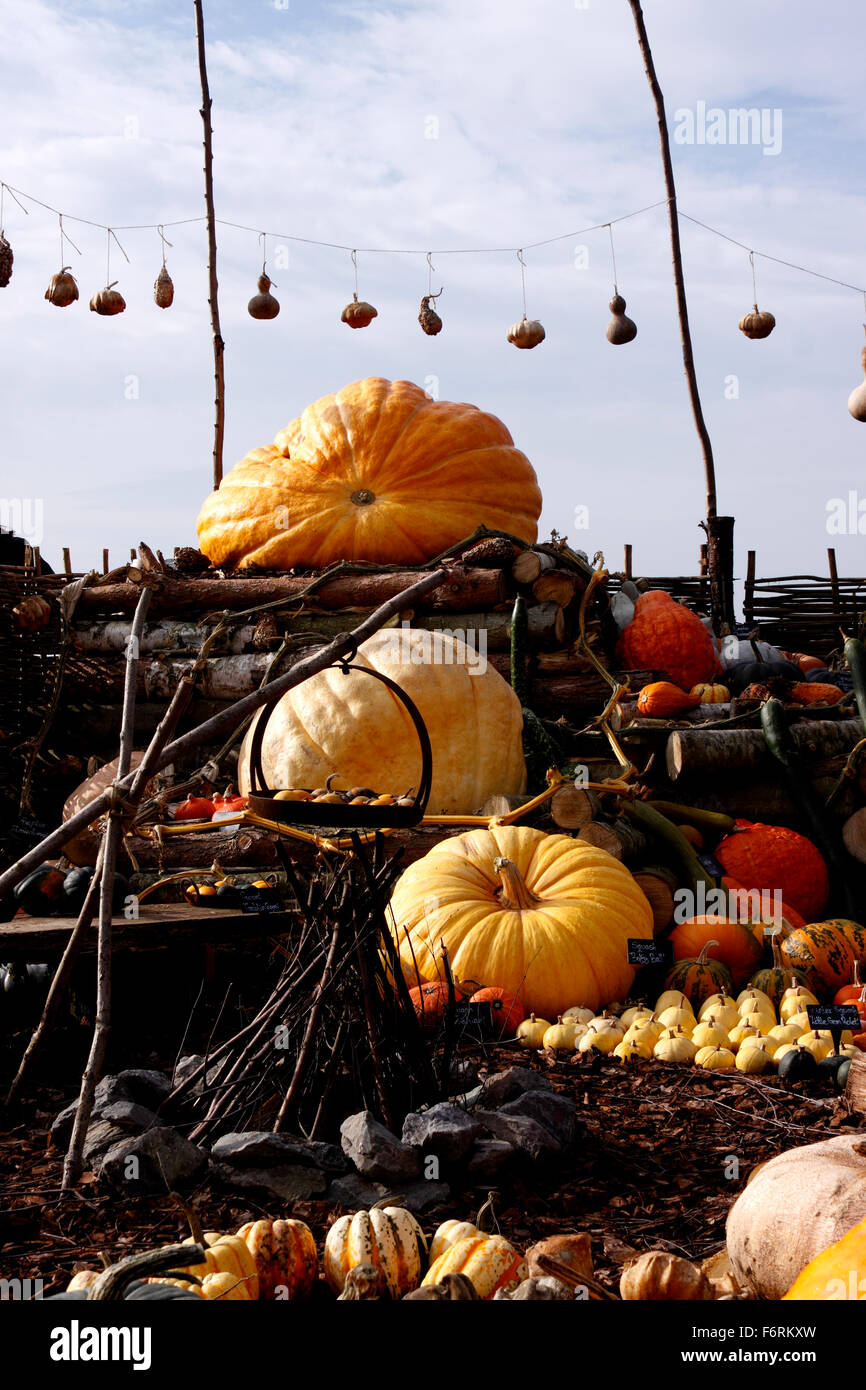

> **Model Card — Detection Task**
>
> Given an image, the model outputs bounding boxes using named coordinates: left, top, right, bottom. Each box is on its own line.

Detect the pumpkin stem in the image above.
left=696, top=940, right=720, bottom=964
left=171, top=1190, right=206, bottom=1249
left=86, top=1243, right=206, bottom=1301
left=493, top=857, right=539, bottom=910
left=475, top=1191, right=497, bottom=1233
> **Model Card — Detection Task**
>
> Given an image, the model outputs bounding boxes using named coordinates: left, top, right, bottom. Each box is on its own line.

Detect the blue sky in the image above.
left=0, top=0, right=864, bottom=591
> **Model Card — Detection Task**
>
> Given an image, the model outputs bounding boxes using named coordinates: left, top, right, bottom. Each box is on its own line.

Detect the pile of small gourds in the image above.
left=518, top=982, right=859, bottom=1089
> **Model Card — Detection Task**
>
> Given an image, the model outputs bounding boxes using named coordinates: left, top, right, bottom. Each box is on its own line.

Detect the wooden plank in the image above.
left=0, top=903, right=303, bottom=958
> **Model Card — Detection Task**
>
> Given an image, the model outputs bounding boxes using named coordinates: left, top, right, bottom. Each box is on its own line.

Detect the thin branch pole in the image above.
left=625, top=0, right=717, bottom=521
left=194, top=0, right=225, bottom=489
left=0, top=567, right=450, bottom=901
left=62, top=588, right=151, bottom=1189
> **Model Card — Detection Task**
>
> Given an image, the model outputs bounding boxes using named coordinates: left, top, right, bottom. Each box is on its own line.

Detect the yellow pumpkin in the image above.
left=691, top=1019, right=730, bottom=1050
left=736, top=986, right=775, bottom=1013
left=739, top=1032, right=781, bottom=1059
left=653, top=1028, right=697, bottom=1063
left=422, top=1234, right=526, bottom=1300
left=624, top=1018, right=664, bottom=1047
left=780, top=989, right=819, bottom=1022
left=516, top=1013, right=550, bottom=1048
left=238, top=629, right=526, bottom=815
left=695, top=1044, right=736, bottom=1070
left=768, top=1022, right=805, bottom=1047
left=389, top=826, right=653, bottom=1018
left=614, top=1036, right=652, bottom=1062
left=563, top=1004, right=596, bottom=1026
left=736, top=1041, right=774, bottom=1073
left=170, top=1230, right=259, bottom=1300
left=196, top=377, right=542, bottom=569
left=655, top=989, right=694, bottom=1015
left=429, top=1219, right=485, bottom=1265
left=578, top=1021, right=622, bottom=1054
left=324, top=1207, right=427, bottom=1299
left=542, top=1016, right=580, bottom=1050
left=656, top=1006, right=695, bottom=1035
left=691, top=683, right=730, bottom=704
left=739, top=1010, right=774, bottom=1036
left=620, top=1005, right=653, bottom=1028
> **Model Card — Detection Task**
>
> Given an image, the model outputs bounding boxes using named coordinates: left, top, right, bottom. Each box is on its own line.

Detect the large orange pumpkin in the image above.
left=389, top=826, right=653, bottom=1019
left=616, top=591, right=721, bottom=691
left=780, top=919, right=866, bottom=997
left=669, top=916, right=764, bottom=987
left=196, top=378, right=542, bottom=569
left=237, top=629, right=526, bottom=815
left=715, top=821, right=829, bottom=923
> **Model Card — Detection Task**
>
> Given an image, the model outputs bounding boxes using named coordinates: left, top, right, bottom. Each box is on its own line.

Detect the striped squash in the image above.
left=781, top=919, right=866, bottom=997
left=158, top=1231, right=259, bottom=1300
left=429, top=1219, right=485, bottom=1264
left=663, top=941, right=733, bottom=1008
left=237, top=1218, right=318, bottom=1300
left=422, top=1234, right=526, bottom=1300
left=324, top=1207, right=427, bottom=1299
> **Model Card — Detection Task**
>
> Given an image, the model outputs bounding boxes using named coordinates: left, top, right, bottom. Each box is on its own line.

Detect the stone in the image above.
left=50, top=1076, right=161, bottom=1152
left=82, top=1102, right=159, bottom=1165
left=499, top=1090, right=577, bottom=1146
left=327, top=1172, right=450, bottom=1215
left=209, top=1161, right=328, bottom=1203
left=463, top=1138, right=514, bottom=1181
left=210, top=1131, right=346, bottom=1173
left=99, top=1126, right=207, bottom=1193
left=401, top=1104, right=480, bottom=1163
left=340, top=1111, right=420, bottom=1182
left=114, top=1069, right=172, bottom=1108
left=478, top=1067, right=554, bottom=1108
left=474, top=1110, right=563, bottom=1165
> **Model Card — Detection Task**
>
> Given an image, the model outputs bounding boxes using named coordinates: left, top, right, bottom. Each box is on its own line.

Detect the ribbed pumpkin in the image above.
left=781, top=919, right=866, bottom=997
left=715, top=821, right=829, bottom=923
left=616, top=591, right=722, bottom=691
left=388, top=826, right=653, bottom=1019
left=422, top=1234, right=526, bottom=1300
left=408, top=981, right=453, bottom=1030
left=749, top=933, right=809, bottom=1010
left=636, top=681, right=700, bottom=717
left=197, top=378, right=542, bottom=569
left=790, top=681, right=844, bottom=706
left=324, top=1207, right=427, bottom=1299
left=669, top=917, right=763, bottom=988
left=237, top=1218, right=318, bottom=1300
left=237, top=629, right=526, bottom=816
left=469, top=986, right=525, bottom=1035
left=690, top=682, right=730, bottom=704
left=170, top=1229, right=259, bottom=1300
left=784, top=1216, right=866, bottom=1300
left=663, top=940, right=733, bottom=1007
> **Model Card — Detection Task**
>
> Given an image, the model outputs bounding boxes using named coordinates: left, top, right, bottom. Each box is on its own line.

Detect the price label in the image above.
left=238, top=887, right=286, bottom=916
left=627, top=939, right=673, bottom=968
left=806, top=1004, right=861, bottom=1031
left=452, top=1000, right=494, bottom=1031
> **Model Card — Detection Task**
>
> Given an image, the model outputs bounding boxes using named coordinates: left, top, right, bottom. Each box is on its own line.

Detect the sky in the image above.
left=0, top=0, right=864, bottom=595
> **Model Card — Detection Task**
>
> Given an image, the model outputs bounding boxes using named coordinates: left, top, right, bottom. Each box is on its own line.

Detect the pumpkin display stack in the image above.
left=197, top=377, right=542, bottom=569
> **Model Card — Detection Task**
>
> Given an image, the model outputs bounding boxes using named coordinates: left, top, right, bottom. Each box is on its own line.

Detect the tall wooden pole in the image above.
left=625, top=0, right=734, bottom=631
left=194, top=0, right=225, bottom=490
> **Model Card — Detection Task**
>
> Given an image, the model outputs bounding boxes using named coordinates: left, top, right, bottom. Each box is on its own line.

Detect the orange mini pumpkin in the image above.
left=715, top=821, right=829, bottom=924
left=197, top=377, right=542, bottom=569
left=636, top=681, right=700, bottom=718
left=616, top=591, right=722, bottom=692
left=690, top=682, right=730, bottom=704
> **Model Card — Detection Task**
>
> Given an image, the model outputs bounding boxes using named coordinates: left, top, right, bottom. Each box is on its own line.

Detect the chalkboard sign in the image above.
left=452, top=1000, right=494, bottom=1030
left=627, top=939, right=673, bottom=968
left=238, top=887, right=286, bottom=916
left=806, top=1004, right=862, bottom=1031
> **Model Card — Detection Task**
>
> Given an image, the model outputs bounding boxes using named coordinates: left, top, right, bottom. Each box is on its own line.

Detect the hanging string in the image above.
left=749, top=249, right=759, bottom=305
left=351, top=248, right=358, bottom=296
left=678, top=210, right=865, bottom=296
left=517, top=249, right=527, bottom=317
left=104, top=227, right=129, bottom=284
left=58, top=213, right=81, bottom=262
left=426, top=251, right=435, bottom=297
left=606, top=223, right=618, bottom=292
left=157, top=224, right=172, bottom=267
left=0, top=182, right=28, bottom=234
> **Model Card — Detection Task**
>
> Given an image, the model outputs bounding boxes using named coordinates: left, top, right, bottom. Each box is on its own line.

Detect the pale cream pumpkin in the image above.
left=389, top=826, right=654, bottom=1018
left=196, top=377, right=542, bottom=569
left=237, top=629, right=526, bottom=814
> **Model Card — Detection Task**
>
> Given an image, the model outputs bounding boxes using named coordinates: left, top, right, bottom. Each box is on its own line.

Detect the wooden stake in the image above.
left=624, top=544, right=633, bottom=580
left=62, top=547, right=72, bottom=576
left=194, top=0, right=225, bottom=490
left=102, top=549, right=109, bottom=575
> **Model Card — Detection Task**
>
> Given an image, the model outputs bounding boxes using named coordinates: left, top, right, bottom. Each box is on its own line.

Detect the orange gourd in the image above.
left=636, top=682, right=700, bottom=717
left=835, top=961, right=864, bottom=1007
left=616, top=591, right=722, bottom=691
left=780, top=919, right=866, bottom=998
left=790, top=682, right=844, bottom=706
left=197, top=377, right=542, bottom=569
left=468, top=987, right=525, bottom=1036
left=715, top=821, right=829, bottom=923
left=669, top=916, right=763, bottom=988
left=791, top=653, right=826, bottom=675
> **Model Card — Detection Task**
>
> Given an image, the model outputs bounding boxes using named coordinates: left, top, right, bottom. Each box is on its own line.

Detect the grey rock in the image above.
left=474, top=1109, right=563, bottom=1165
left=99, top=1126, right=207, bottom=1193
left=499, top=1091, right=577, bottom=1146
left=340, top=1111, right=420, bottom=1182
left=50, top=1077, right=161, bottom=1152
left=210, top=1130, right=346, bottom=1173
left=479, top=1067, right=554, bottom=1108
left=328, top=1172, right=450, bottom=1215
left=209, top=1160, right=328, bottom=1203
left=401, top=1104, right=480, bottom=1163
left=115, top=1069, right=172, bottom=1108
left=83, top=1102, right=159, bottom=1165
left=463, top=1139, right=514, bottom=1180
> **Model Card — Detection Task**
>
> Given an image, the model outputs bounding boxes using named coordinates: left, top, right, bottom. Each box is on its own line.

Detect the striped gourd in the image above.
left=324, top=1207, right=427, bottom=1299
left=237, top=1218, right=318, bottom=1300
left=662, top=941, right=733, bottom=1009
left=422, top=1234, right=526, bottom=1300
left=781, top=919, right=866, bottom=997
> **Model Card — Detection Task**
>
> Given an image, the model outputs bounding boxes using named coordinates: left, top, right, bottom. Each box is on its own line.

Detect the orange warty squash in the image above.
left=636, top=681, right=700, bottom=717
left=780, top=919, right=866, bottom=997
left=715, top=821, right=829, bottom=923
left=616, top=591, right=722, bottom=691
left=197, top=377, right=542, bottom=569
left=468, top=986, right=525, bottom=1036
left=669, top=916, right=763, bottom=987
left=790, top=681, right=844, bottom=706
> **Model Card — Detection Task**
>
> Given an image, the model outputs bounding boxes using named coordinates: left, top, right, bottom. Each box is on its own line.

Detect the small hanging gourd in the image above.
left=154, top=265, right=174, bottom=309
left=0, top=231, right=12, bottom=288
left=90, top=281, right=126, bottom=316
left=342, top=292, right=378, bottom=328
left=738, top=304, right=775, bottom=339
left=418, top=291, right=443, bottom=336
left=249, top=273, right=280, bottom=320
left=507, top=248, right=544, bottom=349
left=45, top=267, right=79, bottom=307
left=605, top=292, right=637, bottom=345
left=847, top=333, right=866, bottom=423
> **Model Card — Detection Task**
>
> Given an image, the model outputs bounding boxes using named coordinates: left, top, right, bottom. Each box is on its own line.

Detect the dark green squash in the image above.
left=44, top=1243, right=205, bottom=1301
left=748, top=932, right=808, bottom=1011
left=777, top=1046, right=819, bottom=1081
left=13, top=865, right=68, bottom=916
left=725, top=657, right=800, bottom=695
left=62, top=865, right=95, bottom=911
left=817, top=1053, right=850, bottom=1084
